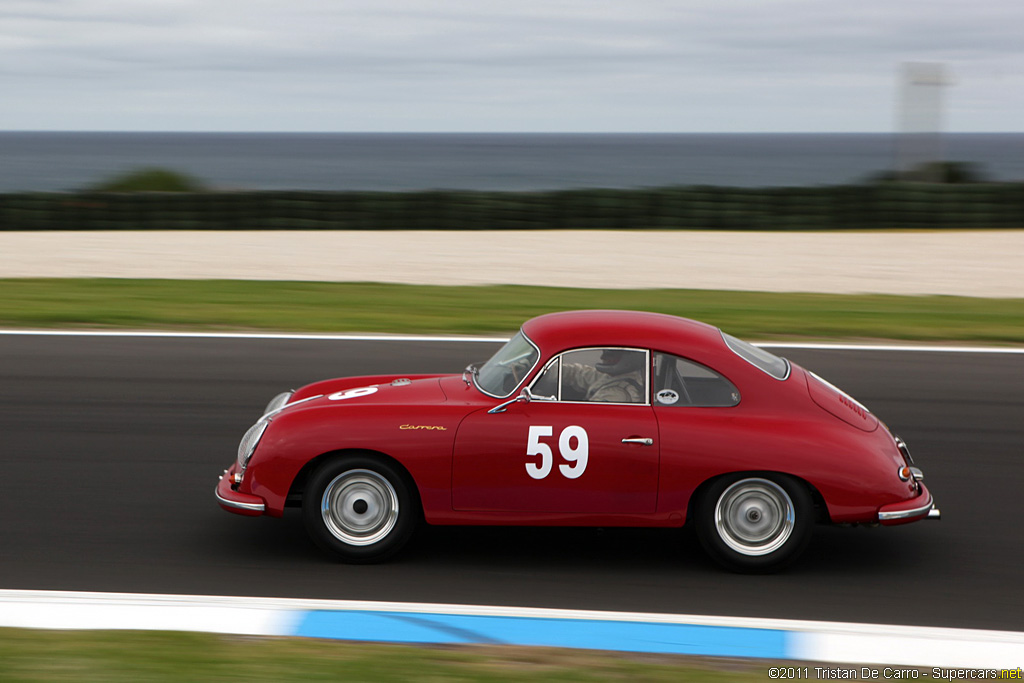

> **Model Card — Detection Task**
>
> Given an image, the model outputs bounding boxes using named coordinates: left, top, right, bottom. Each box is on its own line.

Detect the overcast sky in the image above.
left=2, top=0, right=1021, bottom=132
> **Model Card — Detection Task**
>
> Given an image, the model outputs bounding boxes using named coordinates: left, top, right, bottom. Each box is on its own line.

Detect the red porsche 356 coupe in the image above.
left=216, top=310, right=938, bottom=571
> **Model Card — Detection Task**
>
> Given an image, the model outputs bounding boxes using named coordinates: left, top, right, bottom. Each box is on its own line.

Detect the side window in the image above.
left=530, top=358, right=559, bottom=400
left=653, top=353, right=740, bottom=407
left=558, top=348, right=648, bottom=404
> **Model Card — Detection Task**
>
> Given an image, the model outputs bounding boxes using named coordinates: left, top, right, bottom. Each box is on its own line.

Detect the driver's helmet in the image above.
left=596, top=349, right=644, bottom=376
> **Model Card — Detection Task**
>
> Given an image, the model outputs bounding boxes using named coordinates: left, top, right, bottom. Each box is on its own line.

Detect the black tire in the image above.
left=302, top=454, right=418, bottom=563
left=695, top=474, right=813, bottom=573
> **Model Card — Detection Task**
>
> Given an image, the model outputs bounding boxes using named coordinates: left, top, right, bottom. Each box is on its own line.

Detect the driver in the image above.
left=561, top=349, right=645, bottom=403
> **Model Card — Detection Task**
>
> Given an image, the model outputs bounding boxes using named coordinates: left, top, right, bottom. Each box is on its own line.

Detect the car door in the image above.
left=650, top=352, right=743, bottom=507
left=452, top=348, right=659, bottom=514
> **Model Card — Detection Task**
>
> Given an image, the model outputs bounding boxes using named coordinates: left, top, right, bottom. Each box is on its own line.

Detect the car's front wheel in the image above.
left=302, top=455, right=418, bottom=563
left=695, top=474, right=813, bottom=573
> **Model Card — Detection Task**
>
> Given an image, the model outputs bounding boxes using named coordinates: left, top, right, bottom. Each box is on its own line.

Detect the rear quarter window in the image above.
left=653, top=353, right=740, bottom=407
left=721, top=332, right=790, bottom=380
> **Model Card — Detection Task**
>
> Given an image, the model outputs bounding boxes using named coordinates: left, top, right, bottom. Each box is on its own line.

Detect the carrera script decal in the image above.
left=327, top=386, right=378, bottom=401
left=399, top=424, right=447, bottom=431
left=526, top=425, right=589, bottom=480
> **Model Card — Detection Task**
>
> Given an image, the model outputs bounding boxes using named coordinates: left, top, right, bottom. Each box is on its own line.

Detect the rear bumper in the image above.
left=878, top=483, right=939, bottom=525
left=215, top=465, right=266, bottom=516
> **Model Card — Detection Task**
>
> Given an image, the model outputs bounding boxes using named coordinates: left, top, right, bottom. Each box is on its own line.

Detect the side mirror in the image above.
left=487, top=388, right=533, bottom=414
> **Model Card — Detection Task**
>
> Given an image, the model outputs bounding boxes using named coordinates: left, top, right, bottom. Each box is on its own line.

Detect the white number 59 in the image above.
left=526, top=425, right=589, bottom=480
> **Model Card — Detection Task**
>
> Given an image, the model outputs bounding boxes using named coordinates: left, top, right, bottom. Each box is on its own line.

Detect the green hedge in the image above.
left=2, top=183, right=1023, bottom=230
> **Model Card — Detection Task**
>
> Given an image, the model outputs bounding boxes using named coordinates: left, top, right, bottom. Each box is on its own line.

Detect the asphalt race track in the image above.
left=2, top=334, right=1021, bottom=632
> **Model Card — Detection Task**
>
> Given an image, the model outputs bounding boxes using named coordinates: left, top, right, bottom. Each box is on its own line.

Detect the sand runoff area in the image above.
left=1, top=230, right=1022, bottom=297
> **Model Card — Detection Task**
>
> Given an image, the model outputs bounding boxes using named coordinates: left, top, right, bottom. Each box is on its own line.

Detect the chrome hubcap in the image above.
left=715, top=478, right=795, bottom=556
left=321, top=469, right=399, bottom=546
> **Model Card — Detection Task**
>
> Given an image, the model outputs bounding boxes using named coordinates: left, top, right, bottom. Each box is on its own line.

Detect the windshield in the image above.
left=474, top=331, right=540, bottom=398
left=722, top=331, right=790, bottom=380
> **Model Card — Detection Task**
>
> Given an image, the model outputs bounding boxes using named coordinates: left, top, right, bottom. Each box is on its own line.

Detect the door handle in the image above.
left=621, top=437, right=654, bottom=446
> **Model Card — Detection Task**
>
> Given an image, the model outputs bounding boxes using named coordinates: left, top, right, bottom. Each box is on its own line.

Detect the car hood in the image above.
left=288, top=374, right=450, bottom=409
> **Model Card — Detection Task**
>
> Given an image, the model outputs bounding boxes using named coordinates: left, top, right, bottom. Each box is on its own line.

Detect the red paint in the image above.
left=218, top=310, right=934, bottom=531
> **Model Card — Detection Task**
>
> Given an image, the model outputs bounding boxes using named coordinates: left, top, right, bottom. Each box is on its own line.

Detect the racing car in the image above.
left=216, top=310, right=938, bottom=572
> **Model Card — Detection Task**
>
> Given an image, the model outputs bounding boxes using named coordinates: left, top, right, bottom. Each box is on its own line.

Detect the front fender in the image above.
left=239, top=404, right=462, bottom=516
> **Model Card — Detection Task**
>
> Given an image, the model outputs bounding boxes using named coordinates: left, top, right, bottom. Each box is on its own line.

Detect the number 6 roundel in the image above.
left=526, top=425, right=589, bottom=480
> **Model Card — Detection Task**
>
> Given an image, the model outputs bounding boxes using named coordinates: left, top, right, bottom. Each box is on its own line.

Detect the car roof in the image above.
left=521, top=310, right=727, bottom=358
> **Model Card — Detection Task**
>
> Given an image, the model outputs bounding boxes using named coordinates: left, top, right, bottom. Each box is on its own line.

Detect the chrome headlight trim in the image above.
left=237, top=419, right=270, bottom=472
left=264, top=391, right=294, bottom=416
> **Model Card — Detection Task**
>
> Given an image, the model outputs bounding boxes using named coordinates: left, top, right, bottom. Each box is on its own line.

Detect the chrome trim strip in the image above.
left=557, top=356, right=563, bottom=399
left=878, top=494, right=934, bottom=521
left=263, top=394, right=323, bottom=420
left=487, top=393, right=527, bottom=414
left=215, top=486, right=265, bottom=513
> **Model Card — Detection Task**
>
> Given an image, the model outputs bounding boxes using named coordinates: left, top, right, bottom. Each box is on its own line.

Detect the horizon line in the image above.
left=3, top=129, right=1023, bottom=136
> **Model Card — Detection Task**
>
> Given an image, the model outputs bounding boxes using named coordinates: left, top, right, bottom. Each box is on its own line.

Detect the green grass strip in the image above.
left=1, top=278, right=1022, bottom=343
left=0, top=629, right=759, bottom=682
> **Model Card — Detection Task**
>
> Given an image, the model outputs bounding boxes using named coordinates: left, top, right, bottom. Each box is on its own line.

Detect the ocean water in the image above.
left=1, top=132, right=1021, bottom=193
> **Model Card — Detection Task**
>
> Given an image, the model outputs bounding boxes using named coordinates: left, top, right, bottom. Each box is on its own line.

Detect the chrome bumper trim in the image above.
left=927, top=507, right=942, bottom=520
left=878, top=494, right=935, bottom=522
left=215, top=485, right=265, bottom=513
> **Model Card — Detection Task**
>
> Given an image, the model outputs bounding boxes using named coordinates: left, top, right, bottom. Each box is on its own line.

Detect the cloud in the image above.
left=1, top=0, right=1021, bottom=130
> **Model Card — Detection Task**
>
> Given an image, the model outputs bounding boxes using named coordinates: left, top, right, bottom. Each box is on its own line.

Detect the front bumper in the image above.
left=215, top=464, right=265, bottom=516
left=878, top=483, right=940, bottom=525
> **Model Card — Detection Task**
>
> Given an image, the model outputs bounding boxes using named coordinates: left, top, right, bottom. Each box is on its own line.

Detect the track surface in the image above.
left=2, top=335, right=1021, bottom=631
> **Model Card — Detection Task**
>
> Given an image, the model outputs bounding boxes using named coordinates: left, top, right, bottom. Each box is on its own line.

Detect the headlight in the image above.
left=264, top=391, right=293, bottom=416
left=237, top=419, right=269, bottom=472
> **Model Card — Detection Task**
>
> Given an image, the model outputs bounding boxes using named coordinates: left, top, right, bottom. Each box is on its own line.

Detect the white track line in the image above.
left=1, top=590, right=1022, bottom=669
left=0, top=328, right=1022, bottom=353
left=0, top=329, right=507, bottom=342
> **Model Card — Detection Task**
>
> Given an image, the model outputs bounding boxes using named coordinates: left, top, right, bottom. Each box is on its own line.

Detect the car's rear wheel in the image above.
left=302, top=455, right=418, bottom=563
left=695, top=474, right=813, bottom=573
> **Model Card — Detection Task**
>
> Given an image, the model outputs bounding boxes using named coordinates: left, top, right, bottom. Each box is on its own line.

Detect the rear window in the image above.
left=722, top=332, right=790, bottom=380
